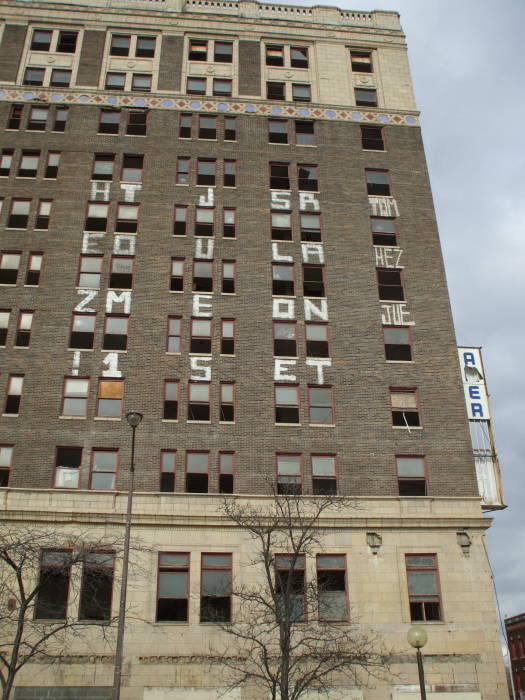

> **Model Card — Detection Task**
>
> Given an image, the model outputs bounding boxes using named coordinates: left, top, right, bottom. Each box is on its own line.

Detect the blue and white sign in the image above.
left=458, top=347, right=490, bottom=420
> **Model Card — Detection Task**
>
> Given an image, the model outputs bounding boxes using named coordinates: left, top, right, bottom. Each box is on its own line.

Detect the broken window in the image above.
left=371, top=217, right=397, bottom=246
left=170, top=258, right=184, bottom=292
left=157, top=553, right=189, bottom=622
left=35, top=551, right=71, bottom=620
left=54, top=447, right=82, bottom=488
left=167, top=317, right=182, bottom=353
left=96, top=380, right=124, bottom=418
left=377, top=268, right=404, bottom=301
left=61, top=377, right=88, bottom=417
left=186, top=452, right=209, bottom=493
left=270, top=162, right=290, bottom=189
left=298, top=164, right=318, bottom=191
left=275, top=554, right=305, bottom=621
left=355, top=87, right=377, bottom=107
left=190, top=318, right=212, bottom=353
left=160, top=451, right=176, bottom=492
left=102, top=314, right=129, bottom=351
left=303, top=265, right=325, bottom=297
left=312, top=455, right=337, bottom=495
left=271, top=212, right=292, bottom=241
left=384, top=326, right=412, bottom=361
left=70, top=313, right=95, bottom=349
left=317, top=555, right=346, bottom=621
left=218, top=319, right=234, bottom=357
left=272, top=264, right=294, bottom=296
left=275, top=385, right=299, bottom=424
left=57, top=31, right=78, bottom=53
left=390, top=388, right=421, bottom=428
left=273, top=321, right=297, bottom=357
left=90, top=450, right=118, bottom=489
left=219, top=382, right=235, bottom=423
left=277, top=454, right=302, bottom=495
left=406, top=555, right=441, bottom=622
left=200, top=554, right=232, bottom=622
left=361, top=125, right=384, bottom=150
left=219, top=452, right=234, bottom=494
left=163, top=380, right=179, bottom=420
left=192, top=261, right=213, bottom=292
left=397, top=456, right=427, bottom=496
left=291, top=46, right=308, bottom=68
left=79, top=551, right=114, bottom=621
left=366, top=169, right=390, bottom=196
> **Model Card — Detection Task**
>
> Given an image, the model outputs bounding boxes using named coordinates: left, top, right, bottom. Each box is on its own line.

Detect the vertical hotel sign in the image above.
left=458, top=347, right=505, bottom=509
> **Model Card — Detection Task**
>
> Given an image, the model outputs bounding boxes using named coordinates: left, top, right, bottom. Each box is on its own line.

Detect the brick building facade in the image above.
left=0, top=0, right=508, bottom=698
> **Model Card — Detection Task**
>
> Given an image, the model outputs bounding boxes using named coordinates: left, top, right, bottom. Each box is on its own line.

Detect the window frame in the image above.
left=308, top=385, right=335, bottom=425
left=0, top=251, right=22, bottom=285
left=219, top=382, right=235, bottom=423
left=34, top=550, right=72, bottom=621
left=311, top=454, right=337, bottom=495
left=221, top=260, right=235, bottom=294
left=0, top=444, right=13, bottom=487
left=200, top=553, right=232, bottom=623
left=276, top=453, right=302, bottom=495
left=269, top=161, right=290, bottom=190
left=218, top=451, right=235, bottom=494
left=272, top=263, right=295, bottom=297
left=302, top=264, right=326, bottom=298
left=166, top=316, right=182, bottom=354
left=156, top=552, right=190, bottom=622
left=14, top=310, right=33, bottom=348
left=115, top=203, right=139, bottom=233
left=35, top=199, right=52, bottom=230
left=159, top=451, right=176, bottom=492
left=274, top=384, right=300, bottom=425
left=390, top=387, right=421, bottom=428
left=187, top=381, right=211, bottom=422
left=297, top=163, right=319, bottom=192
left=275, top=553, right=306, bottom=622
left=78, top=550, right=115, bottom=622
left=185, top=451, right=210, bottom=493
left=223, top=159, right=236, bottom=187
left=397, top=455, right=427, bottom=497
left=109, top=255, right=134, bottom=290
left=268, top=119, right=289, bottom=145
left=170, top=257, right=185, bottom=292
left=26, top=252, right=43, bottom=287
left=271, top=210, right=293, bottom=241
left=89, top=448, right=119, bottom=490
left=383, top=325, right=413, bottom=362
left=4, top=374, right=24, bottom=415
left=102, top=314, right=129, bottom=351
left=405, top=554, right=442, bottom=622
left=77, top=254, right=103, bottom=289
left=220, top=318, right=235, bottom=356
left=366, top=169, right=391, bottom=196
left=377, top=268, right=405, bottom=302
left=196, top=157, right=216, bottom=186
left=69, top=312, right=96, bottom=350
left=273, top=320, right=297, bottom=358
left=192, top=260, right=213, bottom=293
left=223, top=207, right=236, bottom=238
left=54, top=446, right=82, bottom=489
left=355, top=87, right=377, bottom=107
left=96, top=378, right=124, bottom=419
left=316, top=554, right=347, bottom=621
left=361, top=125, right=385, bottom=151
left=7, top=199, right=31, bottom=229
left=163, top=379, right=179, bottom=421
left=371, top=216, right=397, bottom=246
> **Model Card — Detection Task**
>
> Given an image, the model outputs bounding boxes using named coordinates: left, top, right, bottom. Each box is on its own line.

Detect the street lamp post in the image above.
left=112, top=411, right=143, bottom=700
left=407, top=626, right=428, bottom=700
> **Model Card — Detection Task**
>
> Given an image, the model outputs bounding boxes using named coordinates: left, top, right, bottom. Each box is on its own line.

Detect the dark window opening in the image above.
left=371, top=217, right=397, bottom=246
left=377, top=269, right=404, bottom=301
left=355, top=87, right=377, bottom=107
left=291, top=47, right=308, bottom=68
left=366, top=170, right=390, bottom=196
left=298, top=164, right=318, bottom=191
left=35, top=551, right=71, bottom=620
left=78, top=552, right=114, bottom=621
left=361, top=125, right=384, bottom=150
left=270, top=163, right=290, bottom=189
left=126, top=110, right=147, bottom=135
left=267, top=82, right=285, bottom=100
left=269, top=120, right=288, bottom=144
left=303, top=266, right=325, bottom=297
left=295, top=120, right=314, bottom=145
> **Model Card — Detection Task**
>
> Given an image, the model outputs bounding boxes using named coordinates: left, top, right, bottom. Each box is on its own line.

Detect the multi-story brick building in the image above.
left=0, top=0, right=508, bottom=698
left=506, top=613, right=525, bottom=699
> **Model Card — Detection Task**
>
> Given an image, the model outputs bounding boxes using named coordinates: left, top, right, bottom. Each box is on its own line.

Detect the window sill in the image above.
left=373, top=243, right=400, bottom=248
left=195, top=184, right=216, bottom=188
left=162, top=419, right=179, bottom=423
left=392, top=425, right=422, bottom=430
left=12, top=346, right=30, bottom=350
left=191, top=291, right=214, bottom=295
left=386, top=360, right=414, bottom=364
left=187, top=420, right=211, bottom=424
left=309, top=423, right=335, bottom=428
left=169, top=290, right=184, bottom=294
left=2, top=414, right=19, bottom=418
left=274, top=423, right=301, bottom=427
left=166, top=352, right=182, bottom=356
left=219, top=421, right=235, bottom=425
left=188, top=352, right=212, bottom=356
left=221, top=292, right=236, bottom=296
left=155, top=621, right=189, bottom=625
left=5, top=228, right=28, bottom=231
left=0, top=284, right=16, bottom=286
left=15, top=176, right=37, bottom=179
left=101, top=349, right=127, bottom=353
left=59, top=415, right=87, bottom=420
left=362, top=148, right=387, bottom=153
left=93, top=417, right=122, bottom=421
left=220, top=354, right=235, bottom=357
left=68, top=347, right=94, bottom=352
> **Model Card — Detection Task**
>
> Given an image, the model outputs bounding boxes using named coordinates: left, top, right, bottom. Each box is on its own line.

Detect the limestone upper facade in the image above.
left=0, top=0, right=417, bottom=111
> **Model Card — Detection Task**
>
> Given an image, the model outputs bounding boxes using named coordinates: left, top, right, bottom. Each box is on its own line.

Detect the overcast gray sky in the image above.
left=270, top=0, right=525, bottom=621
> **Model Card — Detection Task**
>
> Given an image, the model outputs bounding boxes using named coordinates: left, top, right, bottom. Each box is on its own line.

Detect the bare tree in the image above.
left=0, top=527, right=121, bottom=700
left=213, top=493, right=391, bottom=700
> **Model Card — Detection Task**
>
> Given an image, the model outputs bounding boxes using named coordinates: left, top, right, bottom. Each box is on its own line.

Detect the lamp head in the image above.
left=407, top=626, right=428, bottom=649
left=126, top=411, right=143, bottom=428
